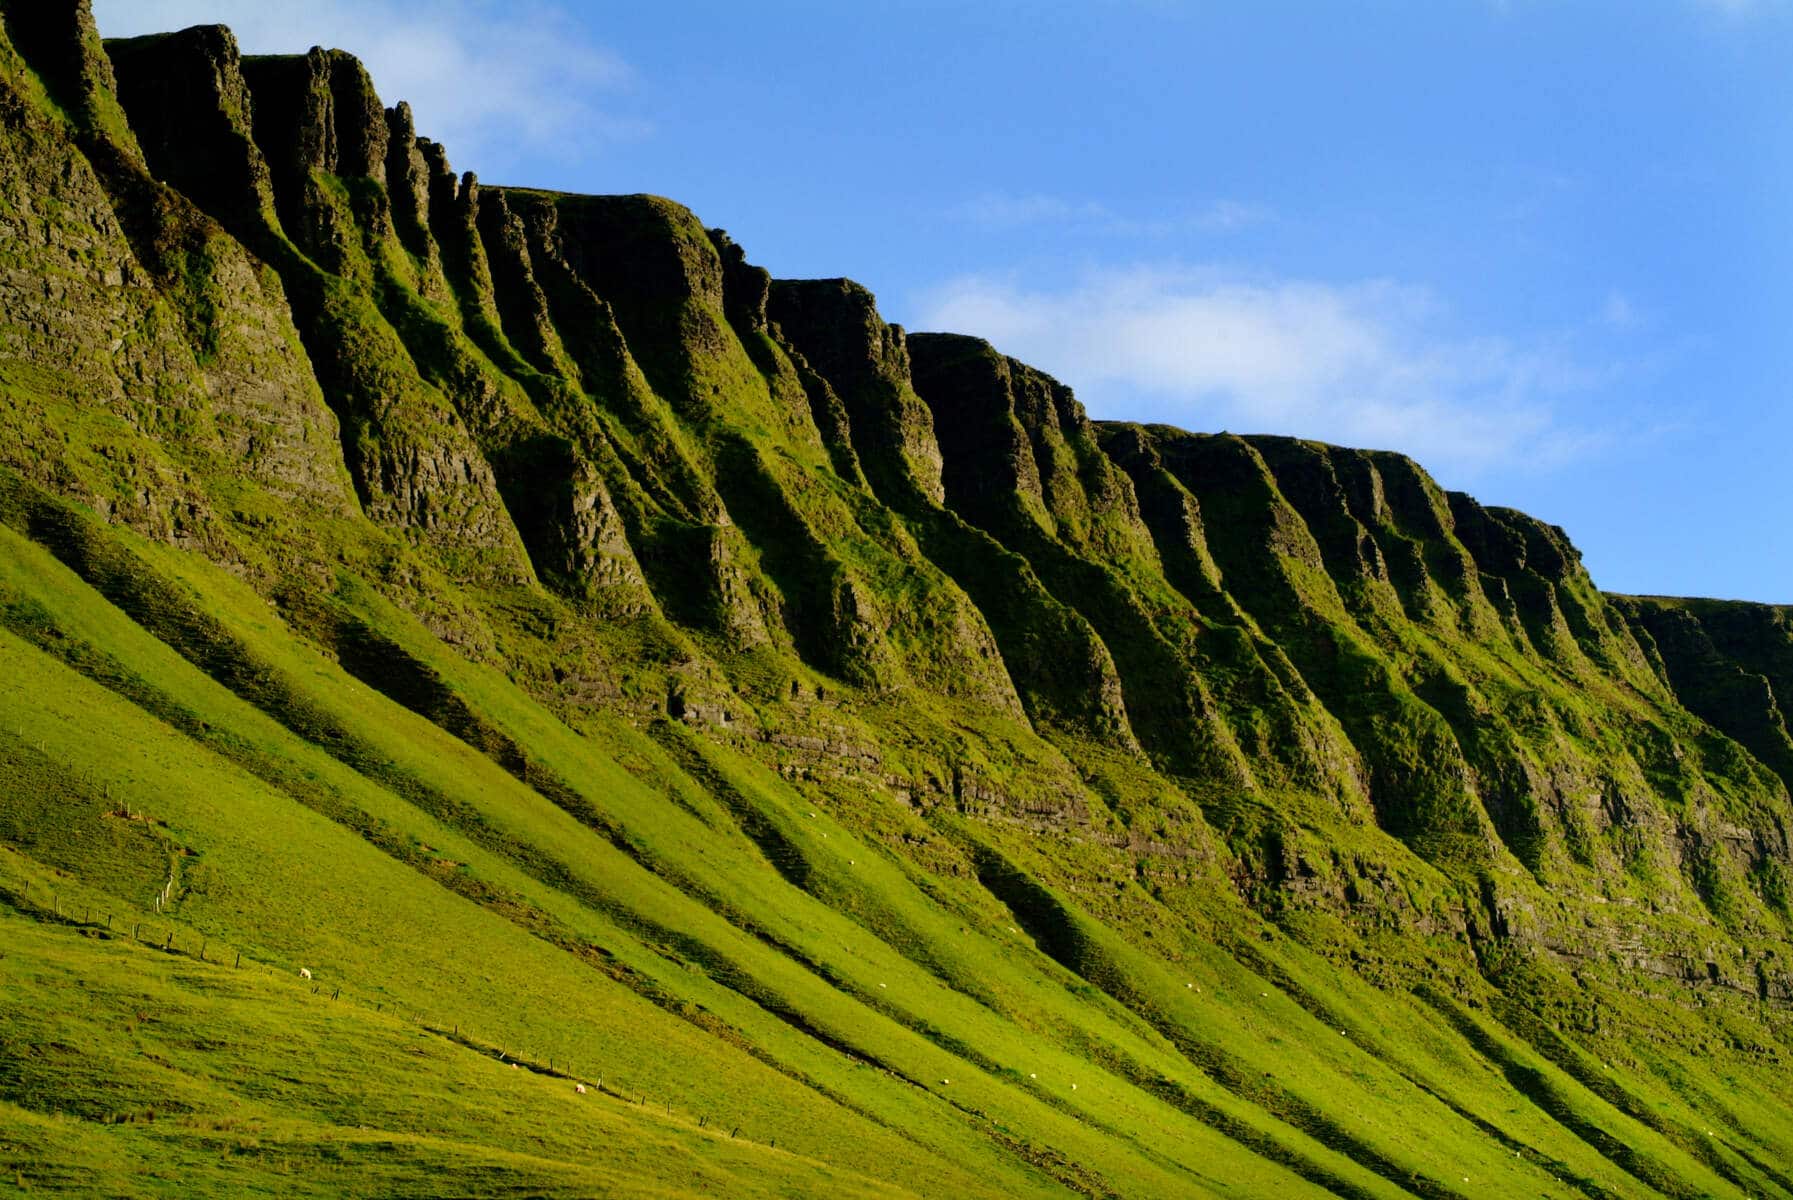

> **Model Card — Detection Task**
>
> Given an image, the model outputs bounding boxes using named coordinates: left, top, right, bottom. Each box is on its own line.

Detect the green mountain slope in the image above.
left=1, top=4, right=1790, bottom=1196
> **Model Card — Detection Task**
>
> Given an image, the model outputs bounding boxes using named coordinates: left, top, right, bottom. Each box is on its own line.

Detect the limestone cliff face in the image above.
left=1617, top=596, right=1793, bottom=793
left=768, top=278, right=946, bottom=507
left=0, top=5, right=1789, bottom=1134
left=104, top=26, right=536, bottom=584
left=0, top=4, right=353, bottom=564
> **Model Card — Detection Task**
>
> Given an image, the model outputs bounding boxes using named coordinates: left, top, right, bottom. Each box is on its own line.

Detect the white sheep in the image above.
left=575, top=1083, right=587, bottom=1095
left=298, top=967, right=312, bottom=981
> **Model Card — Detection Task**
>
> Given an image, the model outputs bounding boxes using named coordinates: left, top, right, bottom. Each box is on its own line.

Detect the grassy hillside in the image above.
left=2, top=3, right=1792, bottom=1196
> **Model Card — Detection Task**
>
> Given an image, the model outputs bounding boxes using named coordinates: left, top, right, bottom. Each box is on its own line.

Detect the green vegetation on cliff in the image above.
left=1, top=4, right=1791, bottom=1197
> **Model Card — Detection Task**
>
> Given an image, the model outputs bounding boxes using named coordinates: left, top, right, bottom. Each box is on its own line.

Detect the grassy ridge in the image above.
left=4, top=478, right=1790, bottom=1197
left=1, top=4, right=1791, bottom=1195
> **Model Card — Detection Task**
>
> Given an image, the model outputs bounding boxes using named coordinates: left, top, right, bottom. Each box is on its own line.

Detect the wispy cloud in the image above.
left=90, top=0, right=646, bottom=175
left=951, top=192, right=1269, bottom=237
left=953, top=193, right=1112, bottom=227
left=915, top=265, right=1632, bottom=478
left=1491, top=0, right=1783, bottom=16
left=1600, top=290, right=1639, bottom=329
left=1692, top=0, right=1782, bottom=14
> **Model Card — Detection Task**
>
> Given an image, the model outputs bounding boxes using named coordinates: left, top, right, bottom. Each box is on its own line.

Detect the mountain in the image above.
left=1, top=4, right=1790, bottom=1196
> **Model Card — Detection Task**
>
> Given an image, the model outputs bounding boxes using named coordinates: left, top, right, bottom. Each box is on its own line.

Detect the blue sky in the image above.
left=94, top=1, right=1793, bottom=601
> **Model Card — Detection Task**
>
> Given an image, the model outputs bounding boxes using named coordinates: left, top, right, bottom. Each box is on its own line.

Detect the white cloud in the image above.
left=90, top=0, right=646, bottom=175
left=953, top=193, right=1112, bottom=227
left=915, top=265, right=1624, bottom=478
left=1190, top=200, right=1268, bottom=233
left=1600, top=290, right=1638, bottom=329
left=952, top=192, right=1269, bottom=237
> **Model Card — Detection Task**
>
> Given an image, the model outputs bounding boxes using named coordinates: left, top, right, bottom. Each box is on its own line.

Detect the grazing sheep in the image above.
left=298, top=967, right=312, bottom=981
left=575, top=1083, right=587, bottom=1095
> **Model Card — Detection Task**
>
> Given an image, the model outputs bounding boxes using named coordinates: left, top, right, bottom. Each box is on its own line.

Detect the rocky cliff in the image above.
left=2, top=4, right=1791, bottom=1197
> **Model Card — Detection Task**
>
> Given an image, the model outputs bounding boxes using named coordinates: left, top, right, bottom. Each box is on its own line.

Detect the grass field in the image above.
left=3, top=497, right=1791, bottom=1197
